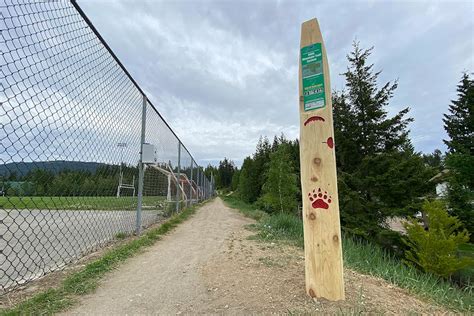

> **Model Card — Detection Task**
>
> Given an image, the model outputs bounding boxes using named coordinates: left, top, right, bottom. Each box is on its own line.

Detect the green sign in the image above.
left=301, top=43, right=325, bottom=111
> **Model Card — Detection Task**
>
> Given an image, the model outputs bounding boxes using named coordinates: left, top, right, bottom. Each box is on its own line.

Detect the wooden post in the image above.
left=298, top=18, right=345, bottom=301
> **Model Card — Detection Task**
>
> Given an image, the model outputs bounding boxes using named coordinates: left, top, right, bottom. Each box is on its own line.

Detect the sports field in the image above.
left=0, top=207, right=166, bottom=292
left=0, top=196, right=168, bottom=211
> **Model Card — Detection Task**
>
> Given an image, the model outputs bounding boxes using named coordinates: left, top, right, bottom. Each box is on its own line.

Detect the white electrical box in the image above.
left=142, top=143, right=156, bottom=163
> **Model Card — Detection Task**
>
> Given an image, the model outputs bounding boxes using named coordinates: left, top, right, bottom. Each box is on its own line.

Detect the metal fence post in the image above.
left=202, top=169, right=205, bottom=200
left=197, top=167, right=200, bottom=201
left=136, top=95, right=147, bottom=235
left=176, top=142, right=181, bottom=212
left=189, top=160, right=194, bottom=205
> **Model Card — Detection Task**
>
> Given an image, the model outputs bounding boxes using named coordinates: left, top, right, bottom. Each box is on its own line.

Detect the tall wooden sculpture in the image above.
left=298, top=18, right=345, bottom=301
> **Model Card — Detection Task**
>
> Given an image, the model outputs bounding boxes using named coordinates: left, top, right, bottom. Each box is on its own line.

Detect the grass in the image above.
left=458, top=243, right=474, bottom=285
left=220, top=194, right=267, bottom=220
left=0, top=196, right=167, bottom=211
left=221, top=194, right=473, bottom=312
left=0, top=200, right=207, bottom=316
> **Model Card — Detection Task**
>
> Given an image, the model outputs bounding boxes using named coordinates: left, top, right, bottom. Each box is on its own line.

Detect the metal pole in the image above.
left=209, top=174, right=212, bottom=197
left=136, top=95, right=147, bottom=235
left=197, top=167, right=201, bottom=201
left=176, top=142, right=181, bottom=212
left=201, top=169, right=204, bottom=200
left=189, top=160, right=194, bottom=206
left=202, top=168, right=205, bottom=201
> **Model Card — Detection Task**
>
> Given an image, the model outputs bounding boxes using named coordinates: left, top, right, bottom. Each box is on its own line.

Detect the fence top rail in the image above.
left=70, top=0, right=198, bottom=166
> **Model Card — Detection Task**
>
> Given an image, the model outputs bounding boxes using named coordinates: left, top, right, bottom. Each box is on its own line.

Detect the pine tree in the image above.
left=238, top=157, right=258, bottom=203
left=334, top=42, right=413, bottom=164
left=251, top=136, right=272, bottom=199
left=422, top=149, right=443, bottom=171
left=231, top=169, right=240, bottom=191
left=332, top=42, right=432, bottom=240
left=442, top=73, right=473, bottom=240
left=217, top=158, right=235, bottom=189
left=443, top=73, right=474, bottom=154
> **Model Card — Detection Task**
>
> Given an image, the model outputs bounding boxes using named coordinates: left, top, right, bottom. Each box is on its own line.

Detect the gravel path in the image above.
left=63, top=198, right=252, bottom=315
left=63, top=198, right=447, bottom=315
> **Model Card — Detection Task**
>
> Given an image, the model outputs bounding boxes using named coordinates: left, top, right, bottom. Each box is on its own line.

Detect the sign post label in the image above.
left=301, top=43, right=325, bottom=111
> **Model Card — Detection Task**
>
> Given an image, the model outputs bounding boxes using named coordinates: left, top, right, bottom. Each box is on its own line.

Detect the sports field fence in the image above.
left=0, top=0, right=215, bottom=293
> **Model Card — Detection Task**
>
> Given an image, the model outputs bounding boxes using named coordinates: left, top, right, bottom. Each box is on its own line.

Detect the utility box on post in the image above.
left=142, top=143, right=156, bottom=164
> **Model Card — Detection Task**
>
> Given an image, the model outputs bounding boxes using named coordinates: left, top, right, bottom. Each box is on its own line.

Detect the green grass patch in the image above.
left=222, top=195, right=473, bottom=312
left=0, top=196, right=166, bottom=211
left=221, top=195, right=267, bottom=220
left=457, top=243, right=474, bottom=285
left=0, top=200, right=208, bottom=316
left=256, top=213, right=304, bottom=248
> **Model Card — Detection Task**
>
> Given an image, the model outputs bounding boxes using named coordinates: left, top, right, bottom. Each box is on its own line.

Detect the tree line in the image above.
left=1, top=165, right=138, bottom=197
left=209, top=42, right=473, bottom=251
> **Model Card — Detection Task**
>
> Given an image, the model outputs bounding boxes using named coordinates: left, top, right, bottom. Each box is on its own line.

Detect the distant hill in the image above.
left=0, top=161, right=110, bottom=178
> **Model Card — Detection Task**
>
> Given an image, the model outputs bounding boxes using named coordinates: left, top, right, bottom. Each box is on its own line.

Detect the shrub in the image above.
left=402, top=200, right=472, bottom=278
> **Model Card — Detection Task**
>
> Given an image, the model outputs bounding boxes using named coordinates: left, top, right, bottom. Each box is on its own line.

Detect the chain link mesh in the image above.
left=0, top=0, right=214, bottom=293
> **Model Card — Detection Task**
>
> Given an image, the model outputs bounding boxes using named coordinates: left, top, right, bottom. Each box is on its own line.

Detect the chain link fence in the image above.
left=0, top=0, right=214, bottom=293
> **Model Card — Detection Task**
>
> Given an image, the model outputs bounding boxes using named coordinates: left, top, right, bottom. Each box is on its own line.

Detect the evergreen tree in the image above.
left=332, top=42, right=432, bottom=240
left=443, top=73, right=474, bottom=154
left=238, top=157, right=258, bottom=203
left=217, top=158, right=235, bottom=189
left=334, top=42, right=413, bottom=163
left=403, top=200, right=472, bottom=278
left=204, top=165, right=219, bottom=187
left=250, top=136, right=272, bottom=199
left=260, top=143, right=299, bottom=214
left=231, top=169, right=240, bottom=191
left=442, top=73, right=473, bottom=240
left=422, top=149, right=444, bottom=170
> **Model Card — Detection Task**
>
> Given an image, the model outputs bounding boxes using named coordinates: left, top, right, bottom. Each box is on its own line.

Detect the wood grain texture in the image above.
left=298, top=18, right=345, bottom=301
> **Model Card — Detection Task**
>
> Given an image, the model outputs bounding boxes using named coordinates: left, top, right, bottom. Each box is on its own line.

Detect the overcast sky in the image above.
left=79, top=0, right=473, bottom=166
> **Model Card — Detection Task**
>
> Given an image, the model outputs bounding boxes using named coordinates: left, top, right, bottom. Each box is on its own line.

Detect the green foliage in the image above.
left=259, top=143, right=299, bottom=214
left=443, top=73, right=473, bottom=155
left=237, top=157, right=259, bottom=203
left=334, top=42, right=413, bottom=169
left=231, top=169, right=240, bottom=191
left=422, top=149, right=444, bottom=171
left=223, top=196, right=473, bottom=312
left=221, top=195, right=267, bottom=221
left=237, top=134, right=300, bottom=209
left=217, top=158, right=235, bottom=189
left=252, top=136, right=272, bottom=198
left=4, top=164, right=139, bottom=197
left=206, top=158, right=236, bottom=190
left=445, top=153, right=474, bottom=238
left=442, top=73, right=474, bottom=240
left=403, top=200, right=472, bottom=278
left=257, top=212, right=304, bottom=247
left=333, top=42, right=434, bottom=240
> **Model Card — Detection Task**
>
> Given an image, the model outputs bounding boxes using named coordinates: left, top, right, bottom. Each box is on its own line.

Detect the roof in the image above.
left=429, top=169, right=450, bottom=183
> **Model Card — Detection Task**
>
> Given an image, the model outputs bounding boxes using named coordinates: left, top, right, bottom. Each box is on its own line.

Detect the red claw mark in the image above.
left=308, top=188, right=332, bottom=210
left=304, top=116, right=325, bottom=126
left=326, top=137, right=334, bottom=148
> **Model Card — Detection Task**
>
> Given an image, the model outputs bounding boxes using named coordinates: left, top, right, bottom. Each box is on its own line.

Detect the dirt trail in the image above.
left=64, top=197, right=446, bottom=315
left=64, top=198, right=253, bottom=315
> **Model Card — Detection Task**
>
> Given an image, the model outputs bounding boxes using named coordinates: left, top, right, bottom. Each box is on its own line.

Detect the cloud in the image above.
left=73, top=1, right=474, bottom=165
